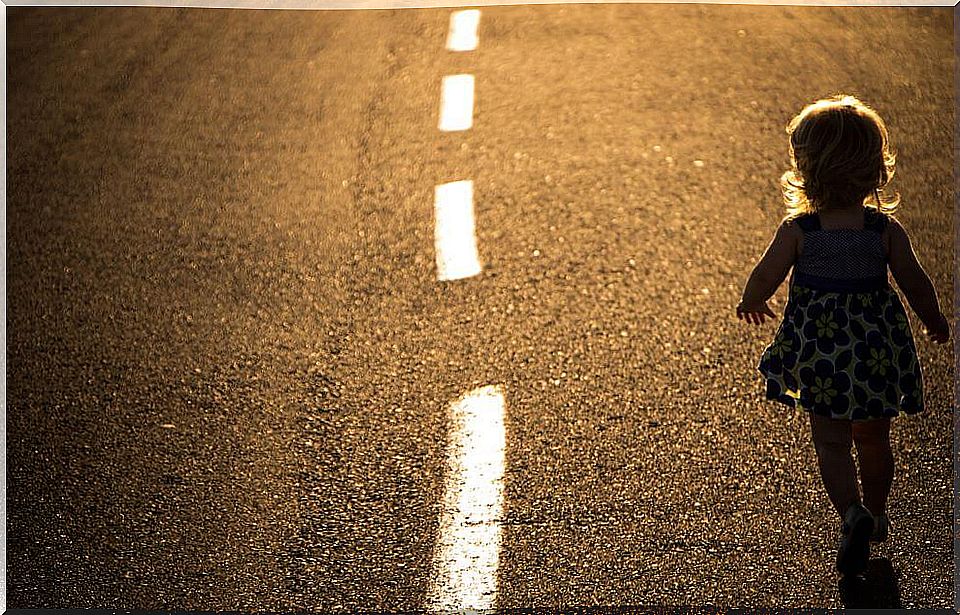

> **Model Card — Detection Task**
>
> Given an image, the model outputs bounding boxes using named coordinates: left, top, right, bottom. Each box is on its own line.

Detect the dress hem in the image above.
left=759, top=373, right=922, bottom=421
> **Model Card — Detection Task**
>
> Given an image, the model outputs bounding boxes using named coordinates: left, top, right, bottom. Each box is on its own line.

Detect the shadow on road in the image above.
left=838, top=557, right=901, bottom=608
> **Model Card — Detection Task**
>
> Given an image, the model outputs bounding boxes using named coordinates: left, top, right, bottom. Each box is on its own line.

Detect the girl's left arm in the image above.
left=737, top=219, right=800, bottom=324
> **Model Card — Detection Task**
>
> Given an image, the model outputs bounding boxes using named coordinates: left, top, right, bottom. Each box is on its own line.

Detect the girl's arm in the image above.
left=737, top=219, right=800, bottom=325
left=886, top=217, right=950, bottom=344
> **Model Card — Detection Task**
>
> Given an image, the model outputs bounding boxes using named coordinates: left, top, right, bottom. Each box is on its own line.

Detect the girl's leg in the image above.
left=809, top=412, right=860, bottom=517
left=851, top=418, right=894, bottom=517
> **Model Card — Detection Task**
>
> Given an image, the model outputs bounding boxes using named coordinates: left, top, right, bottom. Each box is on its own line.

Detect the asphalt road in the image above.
left=6, top=4, right=955, bottom=610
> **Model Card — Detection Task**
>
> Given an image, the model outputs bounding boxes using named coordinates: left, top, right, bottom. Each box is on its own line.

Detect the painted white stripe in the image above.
left=446, top=9, right=480, bottom=51
left=434, top=180, right=481, bottom=281
left=426, top=385, right=506, bottom=612
left=438, top=74, right=474, bottom=132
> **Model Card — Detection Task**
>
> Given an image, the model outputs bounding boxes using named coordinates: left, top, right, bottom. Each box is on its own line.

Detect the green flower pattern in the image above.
left=810, top=376, right=838, bottom=405
left=759, top=285, right=923, bottom=421
left=770, top=333, right=794, bottom=358
left=866, top=348, right=891, bottom=376
left=815, top=312, right=839, bottom=339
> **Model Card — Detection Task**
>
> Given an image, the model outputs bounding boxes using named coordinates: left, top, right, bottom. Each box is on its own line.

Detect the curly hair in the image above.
left=781, top=94, right=899, bottom=217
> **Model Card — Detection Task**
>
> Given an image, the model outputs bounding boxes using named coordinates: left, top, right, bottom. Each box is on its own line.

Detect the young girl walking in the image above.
left=736, top=94, right=950, bottom=576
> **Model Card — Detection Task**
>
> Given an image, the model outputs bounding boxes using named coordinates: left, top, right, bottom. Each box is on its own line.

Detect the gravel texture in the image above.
left=5, top=5, right=954, bottom=610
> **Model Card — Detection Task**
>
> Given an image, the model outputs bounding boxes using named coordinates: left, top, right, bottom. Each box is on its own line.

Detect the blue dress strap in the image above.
left=794, top=214, right=821, bottom=232
left=864, top=208, right=888, bottom=233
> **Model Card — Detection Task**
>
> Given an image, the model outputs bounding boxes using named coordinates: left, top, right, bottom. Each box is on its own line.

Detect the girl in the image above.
left=736, top=95, right=950, bottom=577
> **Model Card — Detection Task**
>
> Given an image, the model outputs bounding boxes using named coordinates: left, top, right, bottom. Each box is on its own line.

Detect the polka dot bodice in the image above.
left=791, top=207, right=889, bottom=292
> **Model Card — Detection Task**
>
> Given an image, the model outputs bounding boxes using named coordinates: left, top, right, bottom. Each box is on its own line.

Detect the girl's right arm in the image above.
left=887, top=217, right=950, bottom=344
left=737, top=219, right=800, bottom=325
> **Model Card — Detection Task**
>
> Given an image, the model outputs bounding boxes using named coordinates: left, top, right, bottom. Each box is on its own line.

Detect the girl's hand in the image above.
left=736, top=300, right=776, bottom=325
left=924, top=313, right=950, bottom=345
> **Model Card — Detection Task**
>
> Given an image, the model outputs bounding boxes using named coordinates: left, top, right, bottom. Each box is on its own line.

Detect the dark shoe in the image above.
left=870, top=513, right=890, bottom=543
left=837, top=502, right=873, bottom=575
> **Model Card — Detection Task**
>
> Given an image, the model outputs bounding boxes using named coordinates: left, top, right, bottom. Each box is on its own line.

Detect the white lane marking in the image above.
left=434, top=180, right=482, bottom=281
left=446, top=9, right=480, bottom=51
left=426, top=385, right=506, bottom=612
left=438, top=74, right=474, bottom=132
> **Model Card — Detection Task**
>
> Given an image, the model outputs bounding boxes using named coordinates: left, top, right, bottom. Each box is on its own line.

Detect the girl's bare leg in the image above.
left=810, top=412, right=860, bottom=517
left=852, top=418, right=894, bottom=517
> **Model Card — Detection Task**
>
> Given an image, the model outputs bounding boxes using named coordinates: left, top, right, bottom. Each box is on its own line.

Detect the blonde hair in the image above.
left=781, top=94, right=899, bottom=217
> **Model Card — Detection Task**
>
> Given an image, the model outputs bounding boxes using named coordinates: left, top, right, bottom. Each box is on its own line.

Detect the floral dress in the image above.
left=758, top=207, right=924, bottom=421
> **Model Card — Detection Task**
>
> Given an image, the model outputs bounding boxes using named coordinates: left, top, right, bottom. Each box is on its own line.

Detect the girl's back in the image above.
left=791, top=206, right=888, bottom=293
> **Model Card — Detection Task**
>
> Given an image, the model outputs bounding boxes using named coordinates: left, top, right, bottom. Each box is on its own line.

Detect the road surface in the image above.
left=6, top=4, right=955, bottom=610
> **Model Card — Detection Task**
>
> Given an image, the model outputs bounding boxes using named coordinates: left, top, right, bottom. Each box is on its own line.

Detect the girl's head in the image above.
left=781, top=94, right=899, bottom=216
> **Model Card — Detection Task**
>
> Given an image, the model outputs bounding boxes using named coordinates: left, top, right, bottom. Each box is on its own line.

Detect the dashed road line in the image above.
left=438, top=74, right=475, bottom=132
left=426, top=385, right=506, bottom=612
left=434, top=180, right=482, bottom=281
left=427, top=14, right=503, bottom=611
left=447, top=9, right=481, bottom=51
